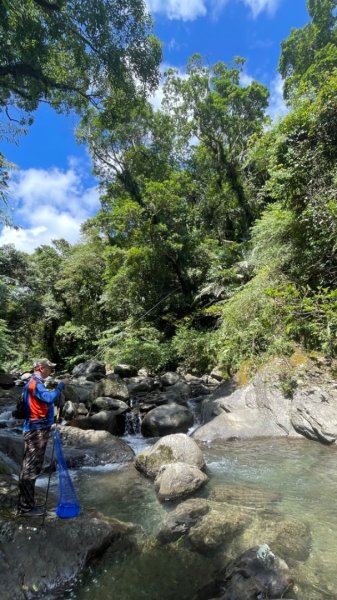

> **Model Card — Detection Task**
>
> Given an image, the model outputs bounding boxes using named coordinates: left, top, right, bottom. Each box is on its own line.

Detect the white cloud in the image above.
left=241, top=0, right=280, bottom=17
left=268, top=73, right=288, bottom=121
left=147, top=0, right=206, bottom=21
left=147, top=0, right=281, bottom=20
left=0, top=161, right=99, bottom=253
left=240, top=71, right=254, bottom=87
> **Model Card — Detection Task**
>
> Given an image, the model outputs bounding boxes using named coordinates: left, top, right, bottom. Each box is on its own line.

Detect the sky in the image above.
left=0, top=0, right=310, bottom=253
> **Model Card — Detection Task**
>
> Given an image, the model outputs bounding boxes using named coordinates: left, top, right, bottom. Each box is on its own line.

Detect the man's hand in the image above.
left=61, top=374, right=71, bottom=385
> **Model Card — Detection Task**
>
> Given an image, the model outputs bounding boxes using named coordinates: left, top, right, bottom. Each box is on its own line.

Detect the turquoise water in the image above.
left=64, top=437, right=337, bottom=600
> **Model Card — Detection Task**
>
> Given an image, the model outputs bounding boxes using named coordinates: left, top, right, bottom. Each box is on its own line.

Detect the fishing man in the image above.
left=17, top=358, right=70, bottom=517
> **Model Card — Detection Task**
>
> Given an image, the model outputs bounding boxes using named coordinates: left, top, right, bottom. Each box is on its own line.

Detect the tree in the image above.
left=163, top=55, right=269, bottom=236
left=0, top=0, right=161, bottom=116
left=279, top=0, right=337, bottom=102
left=0, top=0, right=161, bottom=221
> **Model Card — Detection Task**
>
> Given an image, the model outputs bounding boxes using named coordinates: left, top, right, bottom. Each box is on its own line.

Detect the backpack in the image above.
left=12, top=391, right=26, bottom=420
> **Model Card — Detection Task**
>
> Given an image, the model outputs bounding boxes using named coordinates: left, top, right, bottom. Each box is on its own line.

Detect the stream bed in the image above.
left=57, top=436, right=337, bottom=600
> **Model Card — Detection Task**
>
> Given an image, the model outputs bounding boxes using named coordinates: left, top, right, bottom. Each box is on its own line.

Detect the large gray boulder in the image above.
left=154, top=462, right=208, bottom=502
left=68, top=410, right=125, bottom=436
left=65, top=382, right=93, bottom=404
left=90, top=378, right=129, bottom=402
left=59, top=425, right=134, bottom=467
left=193, top=363, right=298, bottom=443
left=141, top=403, right=194, bottom=437
left=72, top=360, right=106, bottom=377
left=160, top=371, right=181, bottom=386
left=91, top=397, right=129, bottom=414
left=193, top=407, right=290, bottom=443
left=0, top=512, right=140, bottom=600
left=195, top=359, right=337, bottom=445
left=114, top=364, right=138, bottom=378
left=135, top=433, right=206, bottom=479
left=291, top=386, right=337, bottom=444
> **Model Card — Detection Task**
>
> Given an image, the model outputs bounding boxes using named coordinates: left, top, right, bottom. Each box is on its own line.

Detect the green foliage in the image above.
left=171, top=324, right=215, bottom=374
left=103, top=325, right=172, bottom=372
left=215, top=269, right=293, bottom=375
left=55, top=321, right=92, bottom=362
left=0, top=0, right=161, bottom=115
left=279, top=0, right=337, bottom=103
left=0, top=318, right=11, bottom=369
left=3, top=4, right=337, bottom=377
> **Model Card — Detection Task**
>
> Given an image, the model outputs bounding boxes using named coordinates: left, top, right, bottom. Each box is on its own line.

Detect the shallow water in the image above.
left=63, top=437, right=337, bottom=600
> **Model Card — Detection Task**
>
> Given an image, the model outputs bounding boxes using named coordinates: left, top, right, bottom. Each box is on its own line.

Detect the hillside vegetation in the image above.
left=1, top=0, right=337, bottom=377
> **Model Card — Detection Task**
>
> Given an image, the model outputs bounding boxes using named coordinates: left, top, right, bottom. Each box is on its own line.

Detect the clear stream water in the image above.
left=56, top=436, right=337, bottom=600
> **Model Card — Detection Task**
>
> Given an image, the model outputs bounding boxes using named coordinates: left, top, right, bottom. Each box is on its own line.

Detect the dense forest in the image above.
left=1, top=0, right=337, bottom=377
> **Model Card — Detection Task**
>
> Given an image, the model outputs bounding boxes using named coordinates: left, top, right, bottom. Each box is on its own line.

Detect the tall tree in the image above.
left=163, top=55, right=269, bottom=237
left=279, top=0, right=337, bottom=102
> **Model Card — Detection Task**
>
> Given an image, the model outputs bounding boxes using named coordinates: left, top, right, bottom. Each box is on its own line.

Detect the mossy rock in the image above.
left=135, top=445, right=175, bottom=479
left=134, top=433, right=205, bottom=480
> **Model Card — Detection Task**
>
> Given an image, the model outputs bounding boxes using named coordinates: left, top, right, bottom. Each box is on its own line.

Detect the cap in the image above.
left=33, top=358, right=57, bottom=368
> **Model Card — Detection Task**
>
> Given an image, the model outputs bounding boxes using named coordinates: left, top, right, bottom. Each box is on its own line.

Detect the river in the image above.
left=57, top=436, right=337, bottom=600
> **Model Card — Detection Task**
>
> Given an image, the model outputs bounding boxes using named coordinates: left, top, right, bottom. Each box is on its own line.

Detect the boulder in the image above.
left=65, top=382, right=93, bottom=404
left=135, top=433, right=205, bottom=479
left=91, top=397, right=129, bottom=414
left=90, top=378, right=129, bottom=402
left=196, top=358, right=337, bottom=445
left=114, top=364, right=138, bottom=378
left=127, top=377, right=158, bottom=394
left=67, top=410, right=125, bottom=436
left=193, top=408, right=290, bottom=443
left=157, top=498, right=210, bottom=544
left=72, top=360, right=106, bottom=377
left=188, top=505, right=250, bottom=555
left=0, top=513, right=140, bottom=600
left=194, top=366, right=299, bottom=443
left=160, top=372, right=181, bottom=386
left=141, top=403, right=194, bottom=437
left=154, top=462, right=208, bottom=502
left=291, top=389, right=337, bottom=444
left=60, top=383, right=81, bottom=404
left=59, top=425, right=134, bottom=467
left=217, top=545, right=293, bottom=600
left=0, top=373, right=15, bottom=389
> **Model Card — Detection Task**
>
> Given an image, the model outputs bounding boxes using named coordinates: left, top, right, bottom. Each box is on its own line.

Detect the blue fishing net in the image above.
left=53, top=428, right=80, bottom=518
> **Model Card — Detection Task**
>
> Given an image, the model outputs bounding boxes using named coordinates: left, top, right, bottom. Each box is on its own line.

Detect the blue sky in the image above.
left=0, top=0, right=309, bottom=253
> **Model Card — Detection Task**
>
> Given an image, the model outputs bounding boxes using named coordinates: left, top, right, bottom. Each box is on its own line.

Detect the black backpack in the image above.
left=12, top=391, right=26, bottom=420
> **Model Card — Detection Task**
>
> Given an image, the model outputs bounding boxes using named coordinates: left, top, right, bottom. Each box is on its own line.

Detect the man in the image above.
left=17, top=358, right=70, bottom=517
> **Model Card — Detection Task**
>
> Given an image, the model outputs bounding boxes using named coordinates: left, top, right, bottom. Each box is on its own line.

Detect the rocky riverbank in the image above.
left=0, top=354, right=335, bottom=598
